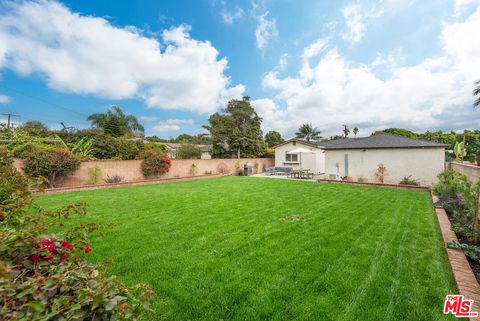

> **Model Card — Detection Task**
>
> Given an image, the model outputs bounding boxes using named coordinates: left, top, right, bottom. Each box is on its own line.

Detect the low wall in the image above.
left=14, top=158, right=274, bottom=187
left=449, top=161, right=480, bottom=182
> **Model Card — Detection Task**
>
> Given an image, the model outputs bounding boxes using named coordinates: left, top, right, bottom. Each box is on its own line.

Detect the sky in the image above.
left=0, top=0, right=479, bottom=138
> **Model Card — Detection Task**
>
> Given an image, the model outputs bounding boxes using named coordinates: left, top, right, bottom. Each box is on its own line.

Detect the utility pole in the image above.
left=0, top=113, right=19, bottom=129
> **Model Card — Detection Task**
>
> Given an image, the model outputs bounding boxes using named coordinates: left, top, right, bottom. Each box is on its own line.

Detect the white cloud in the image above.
left=139, top=115, right=158, bottom=122
left=302, top=38, right=329, bottom=60
left=277, top=53, right=289, bottom=70
left=221, top=6, right=244, bottom=24
left=153, top=118, right=195, bottom=132
left=0, top=0, right=243, bottom=114
left=0, top=94, right=11, bottom=104
left=453, top=0, right=477, bottom=17
left=341, top=2, right=384, bottom=44
left=255, top=11, right=277, bottom=50
left=254, top=5, right=480, bottom=136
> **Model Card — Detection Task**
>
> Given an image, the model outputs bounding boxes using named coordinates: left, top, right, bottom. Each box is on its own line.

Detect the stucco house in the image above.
left=274, top=132, right=448, bottom=185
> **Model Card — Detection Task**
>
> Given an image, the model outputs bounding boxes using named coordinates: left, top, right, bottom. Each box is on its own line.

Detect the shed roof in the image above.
left=320, top=133, right=449, bottom=150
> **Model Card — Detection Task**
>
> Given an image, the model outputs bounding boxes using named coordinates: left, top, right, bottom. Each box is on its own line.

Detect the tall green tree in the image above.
left=474, top=80, right=480, bottom=108
left=295, top=123, right=321, bottom=142
left=264, top=130, right=284, bottom=147
left=87, top=106, right=144, bottom=137
left=204, top=96, right=264, bottom=158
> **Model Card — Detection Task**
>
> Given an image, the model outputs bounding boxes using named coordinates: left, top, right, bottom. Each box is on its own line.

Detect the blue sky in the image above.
left=0, top=0, right=479, bottom=138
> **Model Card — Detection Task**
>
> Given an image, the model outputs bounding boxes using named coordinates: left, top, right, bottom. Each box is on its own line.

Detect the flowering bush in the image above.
left=22, top=149, right=81, bottom=187
left=0, top=166, right=153, bottom=320
left=139, top=151, right=171, bottom=178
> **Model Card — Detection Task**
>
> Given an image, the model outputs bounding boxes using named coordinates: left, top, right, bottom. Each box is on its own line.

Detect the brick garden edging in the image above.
left=35, top=174, right=224, bottom=195
left=317, top=178, right=430, bottom=190
left=432, top=194, right=480, bottom=320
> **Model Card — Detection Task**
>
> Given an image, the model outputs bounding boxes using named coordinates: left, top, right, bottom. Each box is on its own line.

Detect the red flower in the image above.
left=60, top=256, right=67, bottom=263
left=41, top=239, right=51, bottom=246
left=61, top=241, right=70, bottom=248
left=74, top=257, right=80, bottom=261
left=84, top=248, right=92, bottom=254
left=37, top=278, right=45, bottom=286
left=30, top=254, right=40, bottom=263
left=44, top=253, right=54, bottom=260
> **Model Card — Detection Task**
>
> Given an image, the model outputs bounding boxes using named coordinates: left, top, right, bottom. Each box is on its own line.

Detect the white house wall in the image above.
left=274, top=142, right=324, bottom=173
left=324, top=148, right=445, bottom=185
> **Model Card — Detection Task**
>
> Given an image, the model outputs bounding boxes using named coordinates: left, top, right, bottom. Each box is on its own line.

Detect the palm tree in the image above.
left=295, top=123, right=322, bottom=141
left=353, top=127, right=359, bottom=137
left=474, top=80, right=480, bottom=108
left=88, top=106, right=144, bottom=137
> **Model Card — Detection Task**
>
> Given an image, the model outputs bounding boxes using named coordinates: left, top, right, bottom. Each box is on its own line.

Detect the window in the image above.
left=285, top=151, right=298, bottom=162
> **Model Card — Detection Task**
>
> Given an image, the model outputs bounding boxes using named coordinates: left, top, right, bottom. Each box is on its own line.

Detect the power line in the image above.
left=0, top=113, right=20, bottom=129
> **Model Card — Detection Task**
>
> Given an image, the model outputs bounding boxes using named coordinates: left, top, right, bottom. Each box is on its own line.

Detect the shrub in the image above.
left=189, top=163, right=198, bottom=176
left=143, top=142, right=166, bottom=153
left=140, top=151, right=171, bottom=178
left=216, top=163, right=229, bottom=175
left=115, top=139, right=142, bottom=160
left=0, top=146, right=12, bottom=167
left=374, top=164, right=388, bottom=183
left=23, top=150, right=81, bottom=187
left=399, top=175, right=419, bottom=186
left=91, top=134, right=119, bottom=159
left=0, top=171, right=153, bottom=320
left=432, top=170, right=469, bottom=201
left=11, top=143, right=42, bottom=159
left=0, top=166, right=28, bottom=204
left=176, top=144, right=201, bottom=159
left=104, top=174, right=124, bottom=183
left=88, top=165, right=102, bottom=185
left=253, top=162, right=259, bottom=174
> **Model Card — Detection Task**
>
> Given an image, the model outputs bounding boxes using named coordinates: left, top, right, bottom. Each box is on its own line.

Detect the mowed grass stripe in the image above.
left=35, top=177, right=456, bottom=321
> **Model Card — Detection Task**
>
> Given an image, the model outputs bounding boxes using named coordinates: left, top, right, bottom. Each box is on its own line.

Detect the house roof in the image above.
left=164, top=143, right=212, bottom=152
left=320, top=133, right=449, bottom=150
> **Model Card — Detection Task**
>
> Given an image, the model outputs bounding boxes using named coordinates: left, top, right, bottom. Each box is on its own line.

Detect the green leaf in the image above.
left=22, top=301, right=45, bottom=313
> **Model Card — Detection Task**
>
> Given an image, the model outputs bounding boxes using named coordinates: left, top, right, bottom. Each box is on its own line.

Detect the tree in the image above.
left=295, top=123, right=321, bottom=142
left=176, top=144, right=202, bottom=159
left=87, top=106, right=144, bottom=137
left=383, top=128, right=418, bottom=139
left=353, top=127, right=359, bottom=137
left=204, top=96, right=264, bottom=158
left=264, top=131, right=284, bottom=147
left=342, top=125, right=350, bottom=138
left=474, top=80, right=480, bottom=108
left=18, top=121, right=50, bottom=137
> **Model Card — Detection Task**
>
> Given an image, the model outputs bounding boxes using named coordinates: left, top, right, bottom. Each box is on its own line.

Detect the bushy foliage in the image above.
left=176, top=144, right=201, bottom=159
left=432, top=170, right=469, bottom=200
left=115, top=139, right=142, bottom=160
left=0, top=147, right=12, bottom=168
left=140, top=151, right=171, bottom=178
left=0, top=166, right=153, bottom=320
left=144, top=142, right=167, bottom=154
left=0, top=166, right=27, bottom=204
left=23, top=149, right=81, bottom=188
left=399, top=175, right=419, bottom=186
left=90, top=134, right=119, bottom=159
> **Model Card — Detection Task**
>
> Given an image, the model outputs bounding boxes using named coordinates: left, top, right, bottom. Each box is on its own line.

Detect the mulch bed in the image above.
left=317, top=178, right=430, bottom=190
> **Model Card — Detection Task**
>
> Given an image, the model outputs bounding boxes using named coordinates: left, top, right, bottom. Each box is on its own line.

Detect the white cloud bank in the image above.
left=0, top=0, right=244, bottom=114
left=153, top=118, right=195, bottom=132
left=253, top=5, right=480, bottom=136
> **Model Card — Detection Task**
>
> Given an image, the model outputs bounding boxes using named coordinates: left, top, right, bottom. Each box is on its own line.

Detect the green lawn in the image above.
left=36, top=177, right=456, bottom=321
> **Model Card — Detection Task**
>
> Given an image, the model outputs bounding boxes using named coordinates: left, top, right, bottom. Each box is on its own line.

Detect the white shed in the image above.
left=322, top=133, right=448, bottom=185
left=274, top=139, right=325, bottom=174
